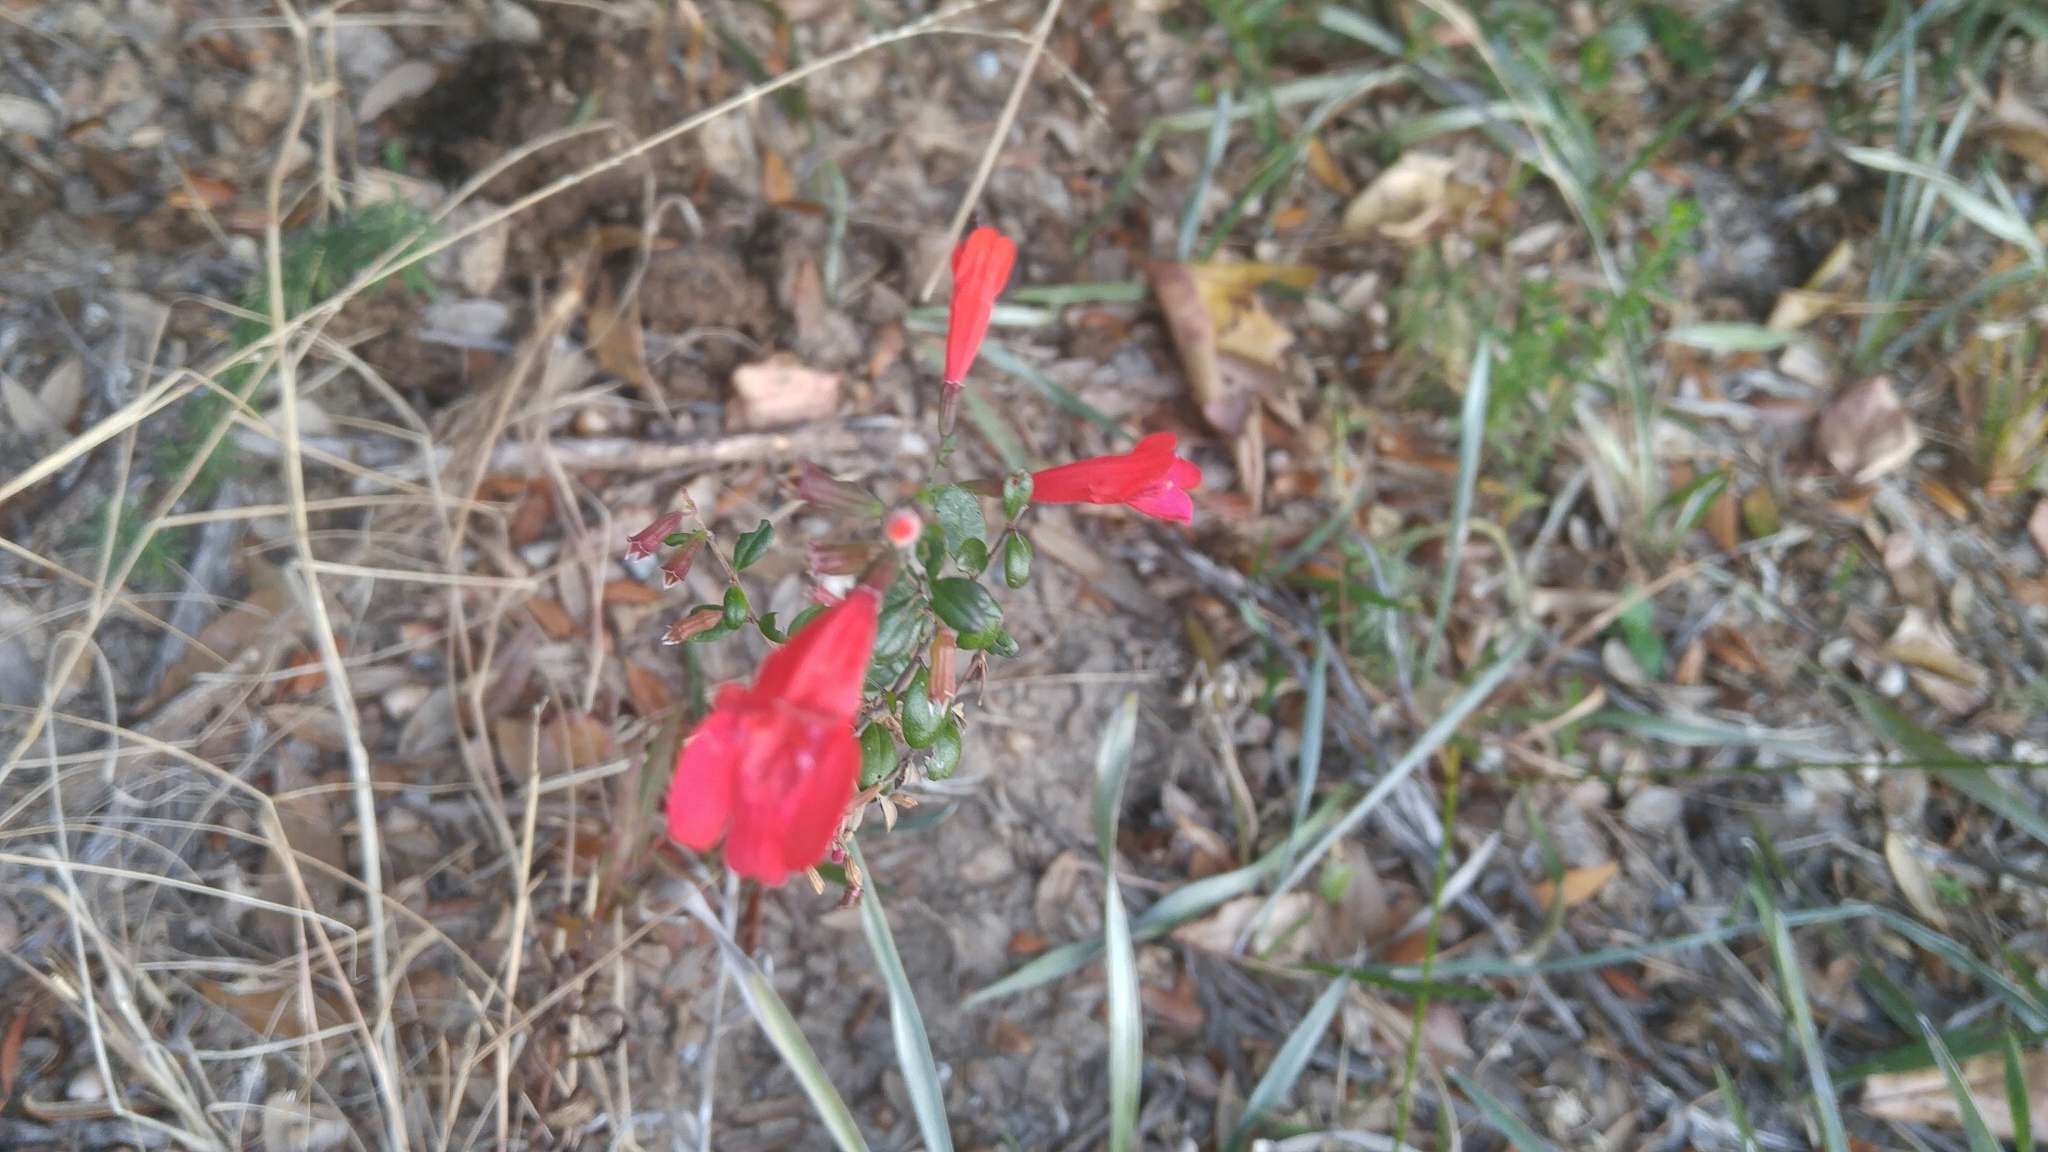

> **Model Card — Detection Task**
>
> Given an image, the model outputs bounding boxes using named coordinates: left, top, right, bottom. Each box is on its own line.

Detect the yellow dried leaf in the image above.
left=1530, top=860, right=1618, bottom=911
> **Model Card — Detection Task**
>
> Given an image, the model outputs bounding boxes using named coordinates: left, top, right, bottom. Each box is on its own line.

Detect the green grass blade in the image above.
left=1421, top=334, right=1491, bottom=678
left=1852, top=689, right=2048, bottom=850
left=679, top=886, right=870, bottom=1152
left=1104, top=876, right=1144, bottom=1152
left=1227, top=975, right=1350, bottom=1150
left=1094, top=695, right=1139, bottom=863
left=1922, top=1015, right=2002, bottom=1152
left=849, top=841, right=952, bottom=1152
left=1293, top=634, right=1329, bottom=835
left=1841, top=144, right=2046, bottom=263
left=1665, top=323, right=1801, bottom=352
left=1246, top=631, right=1532, bottom=950
left=1178, top=87, right=1233, bottom=261
left=1753, top=876, right=1850, bottom=1152
left=1449, top=1069, right=1559, bottom=1152
left=1715, top=1064, right=1760, bottom=1152
left=2006, top=1030, right=2035, bottom=1152
left=1316, top=5, right=1404, bottom=53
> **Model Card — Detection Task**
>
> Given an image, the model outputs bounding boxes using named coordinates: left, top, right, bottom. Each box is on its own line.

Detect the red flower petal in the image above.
left=723, top=712, right=857, bottom=884
left=665, top=702, right=742, bottom=850
left=1029, top=432, right=1180, bottom=504
left=942, top=227, right=1017, bottom=386
left=748, top=587, right=879, bottom=725
left=1125, top=482, right=1194, bottom=524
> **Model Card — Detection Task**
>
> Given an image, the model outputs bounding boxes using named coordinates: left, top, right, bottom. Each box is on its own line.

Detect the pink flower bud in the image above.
left=883, top=507, right=922, bottom=549
left=626, top=511, right=685, bottom=561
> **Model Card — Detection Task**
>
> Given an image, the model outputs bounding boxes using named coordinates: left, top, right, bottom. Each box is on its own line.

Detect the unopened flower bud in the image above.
left=660, top=532, right=707, bottom=588
left=798, top=463, right=885, bottom=518
left=883, top=507, right=922, bottom=549
left=661, top=606, right=726, bottom=645
left=626, top=511, right=684, bottom=561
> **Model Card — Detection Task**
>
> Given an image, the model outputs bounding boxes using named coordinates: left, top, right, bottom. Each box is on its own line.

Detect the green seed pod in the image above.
left=1003, top=533, right=1033, bottom=589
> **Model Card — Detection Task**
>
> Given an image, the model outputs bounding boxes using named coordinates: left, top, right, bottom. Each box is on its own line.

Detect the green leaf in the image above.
left=957, top=537, right=989, bottom=577
left=1228, top=976, right=1349, bottom=1150
left=988, top=629, right=1020, bottom=658
left=1615, top=593, right=1665, bottom=679
left=756, top=612, right=785, bottom=643
left=926, top=716, right=962, bottom=781
left=1003, top=534, right=1033, bottom=589
left=931, top=485, right=986, bottom=557
left=900, top=667, right=944, bottom=749
left=678, top=886, right=871, bottom=1152
left=786, top=603, right=826, bottom=637
left=916, top=526, right=945, bottom=576
left=859, top=723, right=899, bottom=790
left=1002, top=471, right=1033, bottom=520
left=931, top=577, right=1002, bottom=647
left=732, top=520, right=774, bottom=571
left=872, top=582, right=925, bottom=663
left=850, top=841, right=953, bottom=1152
left=721, top=584, right=749, bottom=628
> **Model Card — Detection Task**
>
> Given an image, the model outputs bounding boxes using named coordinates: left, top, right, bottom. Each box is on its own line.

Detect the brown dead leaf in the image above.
left=1816, top=376, right=1921, bottom=483
left=1706, top=483, right=1740, bottom=551
left=278, top=640, right=345, bottom=697
left=1, top=1010, right=26, bottom=1100
left=1305, top=136, right=1354, bottom=195
left=2030, top=499, right=2048, bottom=561
left=1863, top=1046, right=2048, bottom=1140
left=1172, top=892, right=1318, bottom=962
left=1147, top=261, right=1227, bottom=432
left=1920, top=476, right=1969, bottom=521
left=1988, top=84, right=2048, bottom=175
left=149, top=557, right=291, bottom=707
left=761, top=149, right=797, bottom=205
left=1885, top=608, right=1989, bottom=714
left=525, top=598, right=577, bottom=640
left=1341, top=152, right=1457, bottom=241
left=729, top=354, right=841, bottom=429
left=867, top=320, right=906, bottom=380
left=602, top=580, right=665, bottom=607
left=589, top=275, right=658, bottom=406
left=1007, top=929, right=1048, bottom=956
left=508, top=482, right=553, bottom=547
left=196, top=979, right=346, bottom=1039
left=496, top=711, right=616, bottom=778
left=624, top=661, right=672, bottom=717
left=1531, top=860, right=1620, bottom=912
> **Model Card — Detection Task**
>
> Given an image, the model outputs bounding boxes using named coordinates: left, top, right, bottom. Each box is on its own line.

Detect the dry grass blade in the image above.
left=1449, top=1069, right=1558, bottom=1152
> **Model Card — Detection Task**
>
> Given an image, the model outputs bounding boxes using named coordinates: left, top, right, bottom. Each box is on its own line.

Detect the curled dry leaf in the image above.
left=1341, top=152, right=1458, bottom=241
left=1816, top=376, right=1920, bottom=483
left=2029, top=499, right=2048, bottom=561
left=729, top=354, right=841, bottom=429
left=1882, top=830, right=1950, bottom=930
left=1148, top=260, right=1314, bottom=435
left=1171, top=892, right=1319, bottom=962
left=355, top=59, right=438, bottom=123
left=1987, top=84, right=2048, bottom=175
left=1863, top=1046, right=2048, bottom=1140
left=1884, top=608, right=1989, bottom=714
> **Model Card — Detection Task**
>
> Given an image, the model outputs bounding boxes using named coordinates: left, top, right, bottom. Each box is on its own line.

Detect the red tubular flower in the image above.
left=665, top=588, right=879, bottom=884
left=626, top=511, right=684, bottom=561
left=942, top=227, right=1017, bottom=389
left=1030, top=432, right=1202, bottom=524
